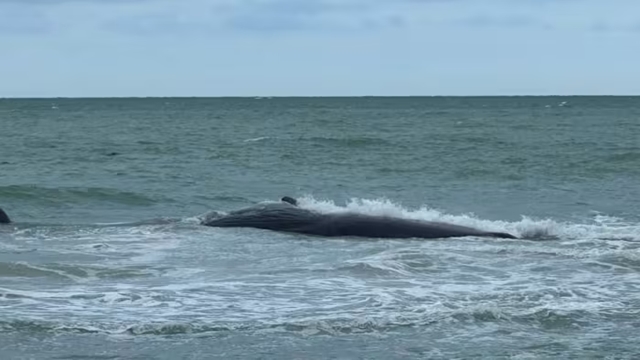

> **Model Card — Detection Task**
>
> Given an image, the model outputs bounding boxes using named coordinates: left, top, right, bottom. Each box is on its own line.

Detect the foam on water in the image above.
left=1, top=196, right=639, bottom=347
left=294, top=195, right=640, bottom=241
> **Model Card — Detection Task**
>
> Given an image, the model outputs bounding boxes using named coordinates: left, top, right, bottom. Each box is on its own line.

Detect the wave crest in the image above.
left=291, top=195, right=640, bottom=242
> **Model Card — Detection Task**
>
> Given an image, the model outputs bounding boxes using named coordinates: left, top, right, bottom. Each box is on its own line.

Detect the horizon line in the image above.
left=2, top=94, right=640, bottom=100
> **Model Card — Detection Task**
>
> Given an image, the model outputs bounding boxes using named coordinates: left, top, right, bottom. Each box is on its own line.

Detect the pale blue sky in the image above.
left=1, top=0, right=638, bottom=97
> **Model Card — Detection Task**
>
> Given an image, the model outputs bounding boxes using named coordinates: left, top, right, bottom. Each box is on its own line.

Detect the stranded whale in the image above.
left=1, top=199, right=519, bottom=239
left=201, top=197, right=518, bottom=239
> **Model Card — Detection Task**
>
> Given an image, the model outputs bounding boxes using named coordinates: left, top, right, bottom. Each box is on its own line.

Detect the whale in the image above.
left=0, top=208, right=10, bottom=224
left=1, top=199, right=519, bottom=239
left=201, top=197, right=518, bottom=239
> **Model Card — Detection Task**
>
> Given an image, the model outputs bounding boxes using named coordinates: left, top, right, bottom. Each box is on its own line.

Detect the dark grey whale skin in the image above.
left=0, top=202, right=518, bottom=239
left=201, top=202, right=518, bottom=240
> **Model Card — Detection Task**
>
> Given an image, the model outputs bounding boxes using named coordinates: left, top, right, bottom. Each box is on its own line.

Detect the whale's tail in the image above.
left=0, top=208, right=10, bottom=224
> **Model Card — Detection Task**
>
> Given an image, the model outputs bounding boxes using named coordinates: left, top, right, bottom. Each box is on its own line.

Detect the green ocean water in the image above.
left=1, top=97, right=639, bottom=359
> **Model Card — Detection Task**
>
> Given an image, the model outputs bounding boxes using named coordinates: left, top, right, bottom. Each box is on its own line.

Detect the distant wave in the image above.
left=243, top=136, right=270, bottom=143
left=0, top=262, right=162, bottom=281
left=0, top=185, right=157, bottom=206
left=298, top=136, right=390, bottom=148
left=0, top=301, right=625, bottom=337
left=605, top=151, right=640, bottom=164
left=234, top=135, right=391, bottom=147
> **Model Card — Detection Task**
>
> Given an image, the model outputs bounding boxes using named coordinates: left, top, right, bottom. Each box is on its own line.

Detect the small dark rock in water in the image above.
left=281, top=196, right=298, bottom=206
left=106, top=152, right=120, bottom=156
left=0, top=161, right=9, bottom=165
left=0, top=208, right=10, bottom=224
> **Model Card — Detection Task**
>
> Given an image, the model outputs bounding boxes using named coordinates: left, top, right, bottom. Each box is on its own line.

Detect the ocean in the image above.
left=1, top=96, right=639, bottom=359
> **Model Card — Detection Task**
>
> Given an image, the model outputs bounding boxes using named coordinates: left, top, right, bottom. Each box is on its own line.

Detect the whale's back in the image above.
left=299, top=214, right=502, bottom=239
left=202, top=204, right=518, bottom=239
left=202, top=203, right=322, bottom=231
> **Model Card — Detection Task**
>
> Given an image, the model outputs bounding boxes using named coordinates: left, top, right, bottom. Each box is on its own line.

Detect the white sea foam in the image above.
left=2, top=198, right=639, bottom=340
left=293, top=195, right=640, bottom=241
left=243, top=136, right=270, bottom=143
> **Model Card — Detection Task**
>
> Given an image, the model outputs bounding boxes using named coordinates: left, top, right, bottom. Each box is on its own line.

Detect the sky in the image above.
left=1, top=0, right=639, bottom=97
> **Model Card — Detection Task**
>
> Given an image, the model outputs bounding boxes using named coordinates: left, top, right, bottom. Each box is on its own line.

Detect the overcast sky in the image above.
left=1, top=0, right=638, bottom=97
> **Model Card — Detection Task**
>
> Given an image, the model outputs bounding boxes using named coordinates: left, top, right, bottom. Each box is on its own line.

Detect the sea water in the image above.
left=1, top=97, right=639, bottom=359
